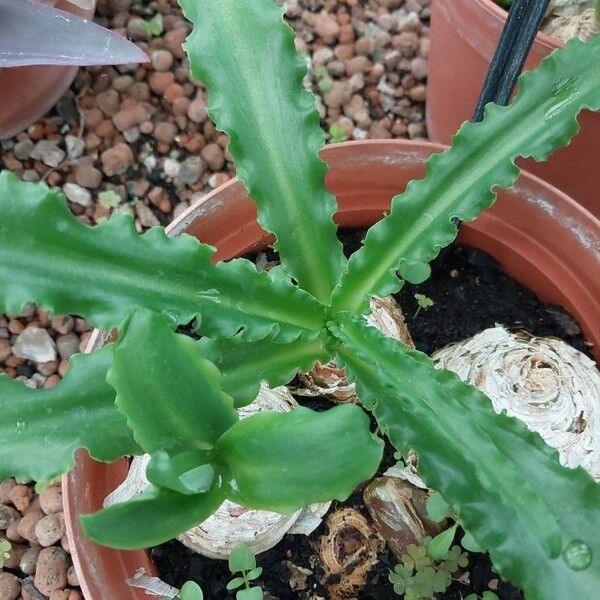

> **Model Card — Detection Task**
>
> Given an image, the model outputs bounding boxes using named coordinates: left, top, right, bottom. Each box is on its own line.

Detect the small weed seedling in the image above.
left=414, top=293, right=434, bottom=317
left=329, top=123, right=348, bottom=143
left=464, top=593, right=499, bottom=600
left=426, top=492, right=485, bottom=554
left=389, top=526, right=468, bottom=600
left=226, top=545, right=264, bottom=600
left=0, top=540, right=11, bottom=569
left=313, top=65, right=333, bottom=93
left=98, top=190, right=122, bottom=210
left=141, top=15, right=164, bottom=38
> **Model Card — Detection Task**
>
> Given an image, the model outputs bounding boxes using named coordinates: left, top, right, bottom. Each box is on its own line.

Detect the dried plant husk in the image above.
left=126, top=568, right=179, bottom=598
left=433, top=326, right=600, bottom=480
left=295, top=296, right=414, bottom=402
left=542, top=1, right=599, bottom=42
left=543, top=8, right=599, bottom=42
left=383, top=449, right=428, bottom=490
left=104, top=384, right=330, bottom=559
left=363, top=476, right=443, bottom=561
left=318, top=508, right=385, bottom=599
left=547, top=0, right=594, bottom=18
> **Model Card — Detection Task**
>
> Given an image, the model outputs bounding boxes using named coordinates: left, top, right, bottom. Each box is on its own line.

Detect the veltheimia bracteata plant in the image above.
left=0, top=2, right=599, bottom=598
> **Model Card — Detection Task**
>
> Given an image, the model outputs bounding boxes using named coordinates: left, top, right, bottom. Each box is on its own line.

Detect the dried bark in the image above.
left=433, top=326, right=600, bottom=480
left=318, top=508, right=385, bottom=599
left=295, top=296, right=414, bottom=402
left=542, top=0, right=599, bottom=42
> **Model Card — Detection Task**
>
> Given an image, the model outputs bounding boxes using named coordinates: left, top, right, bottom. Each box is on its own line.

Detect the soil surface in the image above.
left=154, top=237, right=590, bottom=600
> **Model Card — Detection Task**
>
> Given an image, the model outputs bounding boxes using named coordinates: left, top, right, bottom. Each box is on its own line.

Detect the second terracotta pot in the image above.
left=63, top=140, right=600, bottom=599
left=427, top=0, right=600, bottom=217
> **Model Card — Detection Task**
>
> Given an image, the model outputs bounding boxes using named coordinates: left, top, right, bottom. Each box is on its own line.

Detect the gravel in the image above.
left=12, top=328, right=57, bottom=364
left=0, top=482, right=77, bottom=599
left=0, top=0, right=430, bottom=593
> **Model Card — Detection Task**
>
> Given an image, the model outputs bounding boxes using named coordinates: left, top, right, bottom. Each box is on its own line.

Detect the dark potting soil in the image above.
left=154, top=233, right=590, bottom=600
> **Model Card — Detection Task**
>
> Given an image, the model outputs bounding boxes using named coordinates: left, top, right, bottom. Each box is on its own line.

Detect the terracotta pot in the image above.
left=0, top=0, right=96, bottom=140
left=63, top=140, right=600, bottom=599
left=427, top=0, right=600, bottom=217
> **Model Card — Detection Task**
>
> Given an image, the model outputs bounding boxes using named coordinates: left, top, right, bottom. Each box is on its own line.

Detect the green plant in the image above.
left=140, top=15, right=164, bottom=38
left=179, top=581, right=204, bottom=600
left=226, top=545, right=263, bottom=600
left=0, top=2, right=599, bottom=598
left=98, top=190, right=122, bottom=210
left=464, top=593, right=499, bottom=600
left=329, top=123, right=348, bottom=143
left=389, top=531, right=468, bottom=599
left=413, top=293, right=434, bottom=317
left=314, top=65, right=334, bottom=93
left=390, top=563, right=451, bottom=600
left=0, top=540, right=11, bottom=569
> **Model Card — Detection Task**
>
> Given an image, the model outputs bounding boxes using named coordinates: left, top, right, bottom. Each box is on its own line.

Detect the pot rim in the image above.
left=168, top=138, right=598, bottom=234
left=63, top=139, right=599, bottom=600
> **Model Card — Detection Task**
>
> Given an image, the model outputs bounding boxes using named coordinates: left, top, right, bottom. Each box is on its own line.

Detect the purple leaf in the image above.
left=0, top=0, right=149, bottom=68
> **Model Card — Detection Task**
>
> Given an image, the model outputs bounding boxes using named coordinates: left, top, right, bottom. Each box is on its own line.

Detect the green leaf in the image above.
left=198, top=332, right=330, bottom=407
left=402, top=543, right=432, bottom=571
left=427, top=524, right=457, bottom=561
left=329, top=123, right=347, bottom=143
left=80, top=485, right=224, bottom=549
left=180, top=0, right=346, bottom=302
left=426, top=491, right=451, bottom=522
left=141, top=15, right=163, bottom=37
left=0, top=345, right=140, bottom=485
left=0, top=171, right=325, bottom=342
left=331, top=35, right=600, bottom=313
left=440, top=545, right=469, bottom=573
left=146, top=450, right=215, bottom=496
left=246, top=567, right=263, bottom=581
left=414, top=293, right=434, bottom=310
left=430, top=568, right=452, bottom=594
left=109, top=309, right=238, bottom=453
left=389, top=564, right=412, bottom=588
left=411, top=566, right=438, bottom=598
left=229, top=544, right=256, bottom=573
left=461, top=530, right=484, bottom=553
left=180, top=581, right=203, bottom=600
left=236, top=588, right=263, bottom=600
left=98, top=190, right=121, bottom=209
left=330, top=312, right=600, bottom=600
left=215, top=405, right=383, bottom=512
left=226, top=577, right=246, bottom=591
left=0, top=540, right=11, bottom=570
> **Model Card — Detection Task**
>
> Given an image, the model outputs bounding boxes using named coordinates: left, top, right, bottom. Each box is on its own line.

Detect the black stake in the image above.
left=472, top=0, right=551, bottom=122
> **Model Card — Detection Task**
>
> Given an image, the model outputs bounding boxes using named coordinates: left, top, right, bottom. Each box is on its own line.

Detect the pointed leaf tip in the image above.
left=0, top=0, right=148, bottom=68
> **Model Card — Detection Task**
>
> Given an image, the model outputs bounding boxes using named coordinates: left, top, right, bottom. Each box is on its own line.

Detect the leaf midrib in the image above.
left=0, top=244, right=321, bottom=332
left=216, top=2, right=332, bottom=302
